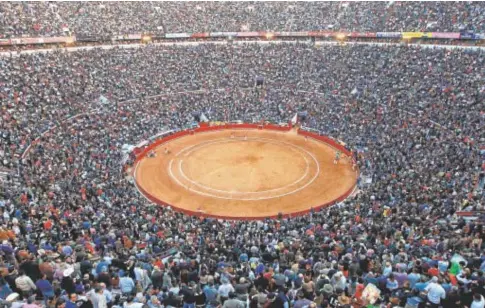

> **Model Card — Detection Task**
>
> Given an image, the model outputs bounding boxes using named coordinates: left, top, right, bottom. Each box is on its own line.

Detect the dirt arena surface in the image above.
left=134, top=129, right=358, bottom=219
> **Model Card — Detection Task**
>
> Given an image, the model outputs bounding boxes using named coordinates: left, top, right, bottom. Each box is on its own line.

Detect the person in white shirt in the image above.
left=15, top=270, right=37, bottom=296
left=123, top=296, right=145, bottom=308
left=471, top=293, right=485, bottom=308
left=331, top=272, right=346, bottom=291
left=424, top=277, right=445, bottom=306
left=88, top=286, right=108, bottom=308
left=218, top=280, right=235, bottom=303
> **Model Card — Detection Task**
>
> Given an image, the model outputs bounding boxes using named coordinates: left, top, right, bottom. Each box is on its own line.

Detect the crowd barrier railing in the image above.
left=297, top=129, right=352, bottom=156
left=1, top=30, right=482, bottom=47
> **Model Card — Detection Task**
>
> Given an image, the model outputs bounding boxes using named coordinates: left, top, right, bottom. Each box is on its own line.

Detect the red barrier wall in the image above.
left=134, top=130, right=191, bottom=163
left=298, top=130, right=352, bottom=156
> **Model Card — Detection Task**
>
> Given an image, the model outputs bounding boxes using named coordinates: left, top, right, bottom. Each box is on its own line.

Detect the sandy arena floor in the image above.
left=134, top=129, right=358, bottom=219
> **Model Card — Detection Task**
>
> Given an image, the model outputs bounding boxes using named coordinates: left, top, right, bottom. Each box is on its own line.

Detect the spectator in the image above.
left=222, top=292, right=245, bottom=308
left=14, top=270, right=36, bottom=299
left=424, top=277, right=446, bottom=308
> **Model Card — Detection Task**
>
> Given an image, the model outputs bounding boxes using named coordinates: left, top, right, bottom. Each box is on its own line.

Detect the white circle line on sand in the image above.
left=179, top=155, right=310, bottom=194
left=167, top=137, right=321, bottom=201
left=176, top=138, right=310, bottom=194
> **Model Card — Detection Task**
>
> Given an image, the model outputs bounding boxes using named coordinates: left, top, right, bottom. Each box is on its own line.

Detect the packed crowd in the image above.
left=0, top=41, right=484, bottom=308
left=1, top=2, right=485, bottom=38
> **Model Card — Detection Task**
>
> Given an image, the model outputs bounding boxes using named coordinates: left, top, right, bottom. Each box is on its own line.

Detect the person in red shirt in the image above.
left=43, top=219, right=53, bottom=231
left=428, top=264, right=440, bottom=277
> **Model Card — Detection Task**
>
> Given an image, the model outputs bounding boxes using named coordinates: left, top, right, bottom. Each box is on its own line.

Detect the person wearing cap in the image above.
left=337, top=289, right=351, bottom=306
left=61, top=268, right=76, bottom=295
left=424, top=277, right=446, bottom=308
left=4, top=293, right=22, bottom=308
left=321, top=284, right=334, bottom=298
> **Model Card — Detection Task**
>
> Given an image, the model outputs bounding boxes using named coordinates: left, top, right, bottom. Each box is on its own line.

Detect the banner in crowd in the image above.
left=275, top=32, right=310, bottom=37
left=402, top=32, right=426, bottom=39
left=432, top=32, right=460, bottom=39
left=460, top=32, right=484, bottom=40
left=235, top=32, right=262, bottom=37
left=165, top=33, right=190, bottom=38
left=112, top=34, right=143, bottom=40
left=349, top=32, right=377, bottom=38
left=308, top=31, right=335, bottom=37
left=9, top=36, right=74, bottom=45
left=376, top=32, right=402, bottom=38
left=209, top=32, right=238, bottom=37
left=191, top=33, right=210, bottom=38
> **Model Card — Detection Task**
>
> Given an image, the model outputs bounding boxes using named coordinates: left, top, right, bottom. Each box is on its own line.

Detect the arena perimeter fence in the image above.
left=0, top=30, right=483, bottom=47
left=131, top=122, right=357, bottom=220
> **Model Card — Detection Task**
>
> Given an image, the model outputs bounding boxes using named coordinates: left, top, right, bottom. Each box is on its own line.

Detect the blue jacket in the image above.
left=0, top=284, right=12, bottom=300
left=119, top=277, right=135, bottom=293
left=36, top=279, right=54, bottom=297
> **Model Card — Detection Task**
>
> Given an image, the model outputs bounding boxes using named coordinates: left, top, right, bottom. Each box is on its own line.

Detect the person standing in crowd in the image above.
left=471, top=293, right=485, bottom=308
left=14, top=270, right=36, bottom=299
left=88, top=286, right=107, bottom=308
left=424, top=277, right=446, bottom=308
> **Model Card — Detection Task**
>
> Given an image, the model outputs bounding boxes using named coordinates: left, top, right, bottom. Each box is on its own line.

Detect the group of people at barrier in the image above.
left=1, top=2, right=485, bottom=38
left=0, top=41, right=484, bottom=308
